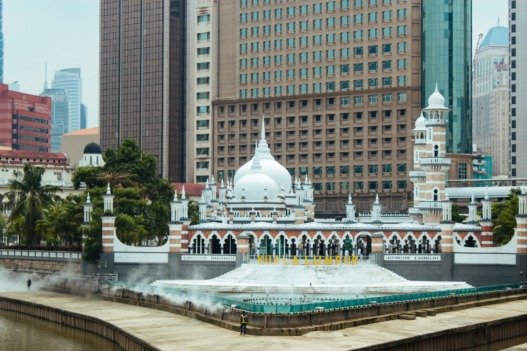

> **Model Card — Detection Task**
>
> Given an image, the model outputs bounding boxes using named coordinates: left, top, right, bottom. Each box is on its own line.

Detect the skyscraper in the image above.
left=212, top=0, right=422, bottom=213
left=421, top=1, right=472, bottom=154
left=51, top=68, right=82, bottom=132
left=472, top=26, right=509, bottom=177
left=100, top=0, right=186, bottom=181
left=41, top=88, right=69, bottom=153
left=0, top=0, right=4, bottom=83
left=80, top=103, right=87, bottom=129
left=510, top=0, right=527, bottom=177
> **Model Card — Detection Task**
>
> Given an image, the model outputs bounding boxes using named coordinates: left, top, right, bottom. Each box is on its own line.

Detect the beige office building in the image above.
left=186, top=0, right=218, bottom=183
left=212, top=0, right=421, bottom=213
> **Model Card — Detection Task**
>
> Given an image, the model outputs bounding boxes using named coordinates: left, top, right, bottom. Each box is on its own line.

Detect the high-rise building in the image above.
left=510, top=0, right=527, bottom=177
left=472, top=26, right=509, bottom=177
left=421, top=1, right=472, bottom=154
left=80, top=103, right=87, bottom=129
left=51, top=68, right=82, bottom=132
left=41, top=88, right=69, bottom=153
left=212, top=0, right=422, bottom=213
left=0, top=0, right=4, bottom=83
left=0, top=84, right=51, bottom=152
left=185, top=0, right=217, bottom=183
left=100, top=0, right=186, bottom=181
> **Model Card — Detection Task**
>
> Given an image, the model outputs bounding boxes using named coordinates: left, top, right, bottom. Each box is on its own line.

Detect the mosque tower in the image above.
left=410, top=85, right=451, bottom=224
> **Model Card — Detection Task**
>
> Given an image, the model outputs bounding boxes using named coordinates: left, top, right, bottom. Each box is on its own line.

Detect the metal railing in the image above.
left=0, top=249, right=81, bottom=261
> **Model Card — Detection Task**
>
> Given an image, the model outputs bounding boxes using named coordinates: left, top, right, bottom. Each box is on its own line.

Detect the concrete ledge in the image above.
left=0, top=296, right=159, bottom=351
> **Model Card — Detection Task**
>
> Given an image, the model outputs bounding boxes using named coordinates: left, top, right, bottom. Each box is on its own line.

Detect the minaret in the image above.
left=412, top=84, right=452, bottom=224
left=103, top=183, right=114, bottom=214
left=170, top=189, right=180, bottom=222
left=345, top=194, right=356, bottom=222
left=83, top=193, right=92, bottom=223
left=180, top=186, right=189, bottom=220
left=371, top=193, right=382, bottom=223
left=467, top=194, right=478, bottom=223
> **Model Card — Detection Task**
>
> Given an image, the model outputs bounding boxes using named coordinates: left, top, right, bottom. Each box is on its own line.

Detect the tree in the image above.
left=492, top=189, right=520, bottom=246
left=8, top=164, right=59, bottom=245
left=451, top=204, right=464, bottom=223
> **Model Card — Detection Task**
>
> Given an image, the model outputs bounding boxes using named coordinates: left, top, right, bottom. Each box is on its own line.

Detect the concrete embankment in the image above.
left=2, top=291, right=527, bottom=350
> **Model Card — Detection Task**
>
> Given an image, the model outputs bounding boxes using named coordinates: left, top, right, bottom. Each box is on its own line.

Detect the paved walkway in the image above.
left=1, top=291, right=527, bottom=351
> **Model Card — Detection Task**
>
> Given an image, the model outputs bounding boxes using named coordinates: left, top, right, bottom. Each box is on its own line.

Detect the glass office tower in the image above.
left=422, top=0, right=472, bottom=153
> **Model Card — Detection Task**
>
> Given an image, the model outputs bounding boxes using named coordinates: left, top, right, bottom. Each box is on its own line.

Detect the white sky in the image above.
left=2, top=0, right=509, bottom=129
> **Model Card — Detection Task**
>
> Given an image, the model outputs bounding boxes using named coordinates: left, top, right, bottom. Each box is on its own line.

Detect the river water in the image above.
left=0, top=310, right=123, bottom=351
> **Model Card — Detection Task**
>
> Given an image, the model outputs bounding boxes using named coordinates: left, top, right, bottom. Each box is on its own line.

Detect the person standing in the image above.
left=240, top=311, right=248, bottom=335
left=27, top=278, right=32, bottom=291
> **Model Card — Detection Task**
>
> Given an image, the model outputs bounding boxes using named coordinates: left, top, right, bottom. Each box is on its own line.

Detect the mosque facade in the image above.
left=168, top=86, right=488, bottom=257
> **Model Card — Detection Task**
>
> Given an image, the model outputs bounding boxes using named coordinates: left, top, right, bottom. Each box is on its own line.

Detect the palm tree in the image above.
left=8, top=164, right=59, bottom=245
left=97, top=171, right=137, bottom=188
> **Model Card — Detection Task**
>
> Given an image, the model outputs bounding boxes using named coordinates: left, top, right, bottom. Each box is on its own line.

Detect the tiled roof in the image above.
left=0, top=149, right=68, bottom=162
left=172, top=182, right=206, bottom=196
left=63, top=127, right=99, bottom=136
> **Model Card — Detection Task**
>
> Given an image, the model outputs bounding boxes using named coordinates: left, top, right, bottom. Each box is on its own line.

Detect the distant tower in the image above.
left=51, top=68, right=82, bottom=132
left=80, top=104, right=87, bottom=129
left=0, top=0, right=4, bottom=83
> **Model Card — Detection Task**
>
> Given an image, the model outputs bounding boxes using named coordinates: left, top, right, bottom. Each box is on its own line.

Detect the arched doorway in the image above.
left=290, top=238, right=298, bottom=257
left=210, top=234, right=221, bottom=254
left=192, top=234, right=206, bottom=254
left=434, top=235, right=442, bottom=253
left=313, top=235, right=326, bottom=256
left=342, top=235, right=353, bottom=256
left=275, top=235, right=287, bottom=257
left=356, top=234, right=371, bottom=256
left=389, top=235, right=401, bottom=253
left=223, top=234, right=237, bottom=254
left=259, top=235, right=273, bottom=255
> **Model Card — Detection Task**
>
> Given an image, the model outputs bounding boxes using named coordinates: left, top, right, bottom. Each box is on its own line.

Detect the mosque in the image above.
left=175, top=85, right=487, bottom=257
left=95, top=87, right=527, bottom=285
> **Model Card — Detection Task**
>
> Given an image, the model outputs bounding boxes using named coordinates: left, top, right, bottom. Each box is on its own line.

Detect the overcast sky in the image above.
left=3, top=1, right=509, bottom=129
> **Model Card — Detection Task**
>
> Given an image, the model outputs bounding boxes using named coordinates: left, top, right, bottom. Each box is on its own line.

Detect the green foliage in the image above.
left=72, top=166, right=103, bottom=189
left=451, top=204, right=464, bottom=223
left=492, top=189, right=520, bottom=246
left=188, top=200, right=200, bottom=225
left=8, top=164, right=60, bottom=245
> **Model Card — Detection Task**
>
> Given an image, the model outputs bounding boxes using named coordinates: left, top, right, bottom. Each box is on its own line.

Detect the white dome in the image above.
left=413, top=112, right=428, bottom=131
left=234, top=172, right=279, bottom=201
left=233, top=158, right=279, bottom=201
left=427, top=84, right=447, bottom=109
left=233, top=121, right=292, bottom=192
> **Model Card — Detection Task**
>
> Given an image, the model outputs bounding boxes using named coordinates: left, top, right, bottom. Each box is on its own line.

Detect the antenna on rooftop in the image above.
left=43, top=62, right=48, bottom=91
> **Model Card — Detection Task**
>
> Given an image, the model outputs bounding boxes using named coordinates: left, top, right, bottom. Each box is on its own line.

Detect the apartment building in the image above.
left=212, top=0, right=422, bottom=213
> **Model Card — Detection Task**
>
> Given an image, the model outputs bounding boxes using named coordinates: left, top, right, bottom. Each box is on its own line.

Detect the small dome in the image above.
left=427, top=84, right=446, bottom=109
left=83, top=142, right=102, bottom=154
left=413, top=112, right=428, bottom=131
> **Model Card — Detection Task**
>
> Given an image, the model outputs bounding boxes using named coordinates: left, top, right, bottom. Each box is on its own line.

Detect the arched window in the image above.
left=414, top=185, right=419, bottom=200
left=434, top=145, right=439, bottom=157
left=433, top=188, right=439, bottom=201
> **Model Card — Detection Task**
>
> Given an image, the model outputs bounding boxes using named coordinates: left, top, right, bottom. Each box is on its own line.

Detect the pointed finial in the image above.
left=173, top=189, right=178, bottom=201
left=221, top=179, right=225, bottom=187
left=106, top=183, right=111, bottom=195
left=434, top=82, right=439, bottom=93
left=181, top=186, right=187, bottom=199
left=484, top=186, right=489, bottom=200
left=261, top=115, right=266, bottom=140
left=86, top=193, right=91, bottom=204
left=348, top=193, right=352, bottom=204
left=470, top=193, right=475, bottom=204
left=375, top=193, right=379, bottom=204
